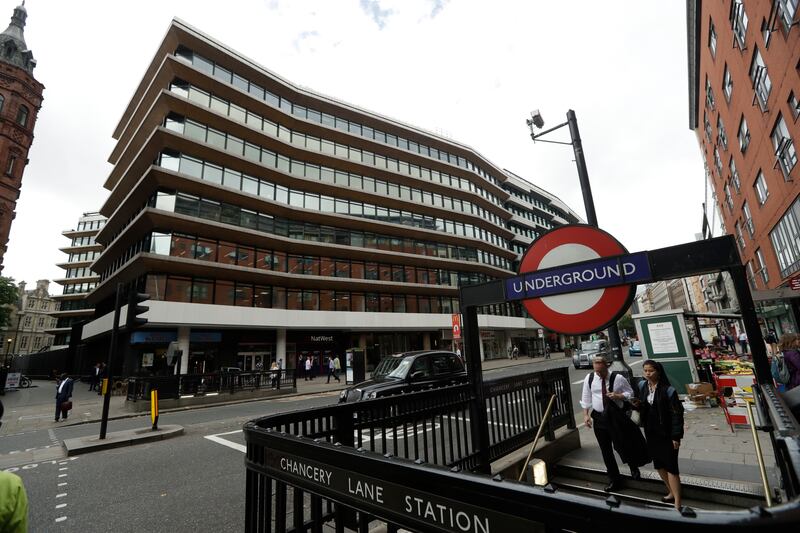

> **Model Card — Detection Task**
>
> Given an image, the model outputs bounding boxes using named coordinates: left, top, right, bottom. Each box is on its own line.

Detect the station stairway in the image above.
left=548, top=460, right=771, bottom=511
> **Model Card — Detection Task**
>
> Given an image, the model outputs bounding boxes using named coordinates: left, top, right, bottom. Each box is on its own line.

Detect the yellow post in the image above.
left=150, top=389, right=159, bottom=431
left=101, top=378, right=108, bottom=396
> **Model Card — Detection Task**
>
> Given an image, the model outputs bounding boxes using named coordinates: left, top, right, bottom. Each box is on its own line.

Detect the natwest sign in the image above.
left=506, top=225, right=652, bottom=335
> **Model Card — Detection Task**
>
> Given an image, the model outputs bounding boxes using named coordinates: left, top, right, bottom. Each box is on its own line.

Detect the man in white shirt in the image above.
left=580, top=354, right=637, bottom=491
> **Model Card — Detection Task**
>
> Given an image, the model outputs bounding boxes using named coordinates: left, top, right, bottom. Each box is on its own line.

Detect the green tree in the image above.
left=617, top=312, right=634, bottom=336
left=0, top=277, right=18, bottom=331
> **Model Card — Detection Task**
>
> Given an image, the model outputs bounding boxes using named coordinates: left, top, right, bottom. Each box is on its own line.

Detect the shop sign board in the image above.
left=263, top=447, right=540, bottom=533
left=452, top=314, right=461, bottom=339
left=506, top=225, right=652, bottom=335
left=4, top=372, right=20, bottom=389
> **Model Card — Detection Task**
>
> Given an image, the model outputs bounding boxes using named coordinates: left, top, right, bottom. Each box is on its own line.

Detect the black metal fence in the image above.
left=244, top=372, right=800, bottom=532
left=127, top=370, right=295, bottom=401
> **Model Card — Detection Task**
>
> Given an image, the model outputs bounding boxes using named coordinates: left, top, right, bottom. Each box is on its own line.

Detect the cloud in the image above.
left=359, top=0, right=393, bottom=29
left=428, top=0, right=448, bottom=18
left=293, top=30, right=319, bottom=51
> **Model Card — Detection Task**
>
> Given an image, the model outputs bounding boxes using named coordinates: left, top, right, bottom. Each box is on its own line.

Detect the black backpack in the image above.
left=588, top=371, right=618, bottom=390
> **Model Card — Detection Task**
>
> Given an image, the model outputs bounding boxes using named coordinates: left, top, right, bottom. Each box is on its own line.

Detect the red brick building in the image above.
left=689, top=0, right=800, bottom=334
left=0, top=3, right=43, bottom=273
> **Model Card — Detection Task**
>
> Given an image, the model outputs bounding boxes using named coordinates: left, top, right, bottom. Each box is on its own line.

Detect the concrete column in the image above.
left=178, top=326, right=190, bottom=375
left=479, top=336, right=485, bottom=361
left=423, top=332, right=431, bottom=350
left=504, top=333, right=513, bottom=357
left=276, top=329, right=286, bottom=368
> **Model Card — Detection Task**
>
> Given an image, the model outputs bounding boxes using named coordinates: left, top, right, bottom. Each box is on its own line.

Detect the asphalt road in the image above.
left=5, top=353, right=642, bottom=532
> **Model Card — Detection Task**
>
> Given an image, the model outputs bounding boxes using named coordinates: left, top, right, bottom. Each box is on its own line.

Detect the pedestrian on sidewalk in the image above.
left=631, top=360, right=684, bottom=510
left=270, top=361, right=280, bottom=388
left=544, top=343, right=550, bottom=359
left=304, top=356, right=312, bottom=381
left=512, top=344, right=519, bottom=360
left=738, top=331, right=749, bottom=354
left=333, top=355, right=341, bottom=381
left=54, top=373, right=73, bottom=422
left=580, top=355, right=641, bottom=492
left=725, top=333, right=736, bottom=354
left=89, top=362, right=101, bottom=392
left=779, top=334, right=800, bottom=390
left=327, top=356, right=340, bottom=383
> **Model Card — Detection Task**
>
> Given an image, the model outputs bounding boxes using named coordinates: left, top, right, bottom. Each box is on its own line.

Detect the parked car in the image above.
left=628, top=340, right=642, bottom=357
left=339, top=350, right=467, bottom=403
left=572, top=340, right=609, bottom=369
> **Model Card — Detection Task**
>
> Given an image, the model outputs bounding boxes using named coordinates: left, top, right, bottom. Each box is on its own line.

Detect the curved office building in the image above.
left=81, top=19, right=581, bottom=376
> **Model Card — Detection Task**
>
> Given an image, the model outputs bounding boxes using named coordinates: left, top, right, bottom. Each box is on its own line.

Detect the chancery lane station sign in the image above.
left=506, top=225, right=653, bottom=335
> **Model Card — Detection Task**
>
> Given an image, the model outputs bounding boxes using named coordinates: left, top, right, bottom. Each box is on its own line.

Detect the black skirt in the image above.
left=644, top=427, right=679, bottom=475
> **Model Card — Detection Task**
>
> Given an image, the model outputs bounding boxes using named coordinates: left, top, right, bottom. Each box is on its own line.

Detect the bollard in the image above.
left=151, top=388, right=159, bottom=431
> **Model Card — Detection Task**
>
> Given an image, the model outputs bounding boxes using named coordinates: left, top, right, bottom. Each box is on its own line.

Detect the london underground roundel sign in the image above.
left=511, top=225, right=642, bottom=335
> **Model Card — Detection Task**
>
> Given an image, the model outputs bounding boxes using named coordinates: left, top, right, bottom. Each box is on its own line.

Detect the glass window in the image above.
left=771, top=114, right=798, bottom=178
left=738, top=116, right=750, bottom=153
left=319, top=290, right=335, bottom=311
left=180, top=156, right=203, bottom=178
left=287, top=290, right=302, bottom=310
left=170, top=234, right=194, bottom=259
left=749, top=47, right=771, bottom=109
left=272, top=251, right=287, bottom=272
left=235, top=283, right=253, bottom=307
left=254, top=286, right=271, bottom=308
left=219, top=242, right=238, bottom=264
left=754, top=171, right=769, bottom=205
left=150, top=232, right=171, bottom=255
left=204, top=163, right=223, bottom=185
left=15, top=105, right=28, bottom=127
left=165, top=276, right=192, bottom=302
left=320, top=257, right=334, bottom=277
left=192, top=280, right=213, bottom=304
left=215, top=280, right=235, bottom=306
left=175, top=193, right=199, bottom=216
left=272, top=287, right=286, bottom=309
left=195, top=239, right=217, bottom=261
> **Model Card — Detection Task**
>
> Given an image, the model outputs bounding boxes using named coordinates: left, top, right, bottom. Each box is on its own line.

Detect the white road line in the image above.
left=629, top=359, right=644, bottom=366
left=58, top=467, right=68, bottom=471
left=56, top=493, right=67, bottom=498
left=58, top=474, right=67, bottom=478
left=571, top=379, right=585, bottom=385
left=58, top=461, right=68, bottom=465
left=56, top=503, right=67, bottom=509
left=55, top=517, right=67, bottom=523
left=58, top=482, right=67, bottom=487
left=204, top=431, right=246, bottom=453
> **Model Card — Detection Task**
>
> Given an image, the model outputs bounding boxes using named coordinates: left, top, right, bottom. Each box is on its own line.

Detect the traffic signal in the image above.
left=126, top=291, right=150, bottom=330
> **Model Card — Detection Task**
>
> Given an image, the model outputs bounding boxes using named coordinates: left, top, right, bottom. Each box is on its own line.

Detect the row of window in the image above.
left=147, top=231, right=494, bottom=287
left=164, top=113, right=506, bottom=228
left=67, top=251, right=101, bottom=263
left=16, top=335, right=49, bottom=351
left=25, top=298, right=52, bottom=311
left=770, top=195, right=800, bottom=279
left=21, top=315, right=57, bottom=329
left=100, top=189, right=512, bottom=282
left=70, top=235, right=97, bottom=247
left=145, top=273, right=463, bottom=314
left=62, top=282, right=97, bottom=295
left=57, top=299, right=94, bottom=312
left=167, top=81, right=505, bottom=209
left=509, top=223, right=538, bottom=240
left=174, top=47, right=507, bottom=191
left=76, top=218, right=106, bottom=231
left=157, top=152, right=510, bottom=248
left=65, top=267, right=96, bottom=279
left=507, top=205, right=551, bottom=229
left=504, top=186, right=555, bottom=216
left=0, top=93, right=29, bottom=127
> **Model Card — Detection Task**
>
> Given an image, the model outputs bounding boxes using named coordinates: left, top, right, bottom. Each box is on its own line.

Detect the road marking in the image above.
left=58, top=467, right=68, bottom=471
left=571, top=379, right=586, bottom=385
left=56, top=503, right=67, bottom=509
left=204, top=431, right=246, bottom=453
left=58, top=482, right=67, bottom=487
left=629, top=359, right=644, bottom=366
left=58, top=474, right=67, bottom=478
left=56, top=493, right=67, bottom=498
left=55, top=517, right=67, bottom=523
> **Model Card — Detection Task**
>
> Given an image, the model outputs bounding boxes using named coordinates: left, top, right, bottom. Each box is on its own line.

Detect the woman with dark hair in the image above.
left=632, top=360, right=684, bottom=509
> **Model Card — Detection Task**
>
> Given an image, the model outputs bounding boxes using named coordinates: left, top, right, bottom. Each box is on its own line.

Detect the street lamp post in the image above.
left=0, top=337, right=11, bottom=396
left=527, top=109, right=633, bottom=379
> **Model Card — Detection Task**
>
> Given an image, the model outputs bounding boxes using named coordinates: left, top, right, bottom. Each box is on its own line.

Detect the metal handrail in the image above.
left=746, top=399, right=773, bottom=507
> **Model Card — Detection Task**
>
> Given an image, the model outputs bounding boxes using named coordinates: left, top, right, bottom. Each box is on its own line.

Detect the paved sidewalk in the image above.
left=562, top=402, right=779, bottom=489
left=0, top=353, right=559, bottom=436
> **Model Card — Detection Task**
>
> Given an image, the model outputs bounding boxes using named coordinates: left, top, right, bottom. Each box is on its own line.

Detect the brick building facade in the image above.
left=0, top=3, right=43, bottom=272
left=688, top=0, right=800, bottom=335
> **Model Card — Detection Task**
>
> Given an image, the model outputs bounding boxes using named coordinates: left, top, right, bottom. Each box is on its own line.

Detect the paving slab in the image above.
left=63, top=424, right=184, bottom=456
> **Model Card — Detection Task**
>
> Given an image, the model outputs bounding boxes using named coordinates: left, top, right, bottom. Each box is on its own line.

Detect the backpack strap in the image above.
left=609, top=371, right=618, bottom=391
left=588, top=372, right=593, bottom=389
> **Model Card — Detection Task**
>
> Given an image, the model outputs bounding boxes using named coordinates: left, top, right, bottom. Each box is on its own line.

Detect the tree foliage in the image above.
left=0, top=277, right=18, bottom=331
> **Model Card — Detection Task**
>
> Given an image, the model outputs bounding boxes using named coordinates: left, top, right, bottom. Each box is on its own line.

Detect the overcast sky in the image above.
left=3, top=0, right=704, bottom=289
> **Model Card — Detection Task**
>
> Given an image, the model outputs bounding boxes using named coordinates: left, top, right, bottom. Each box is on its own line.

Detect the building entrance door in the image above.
left=238, top=351, right=271, bottom=371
